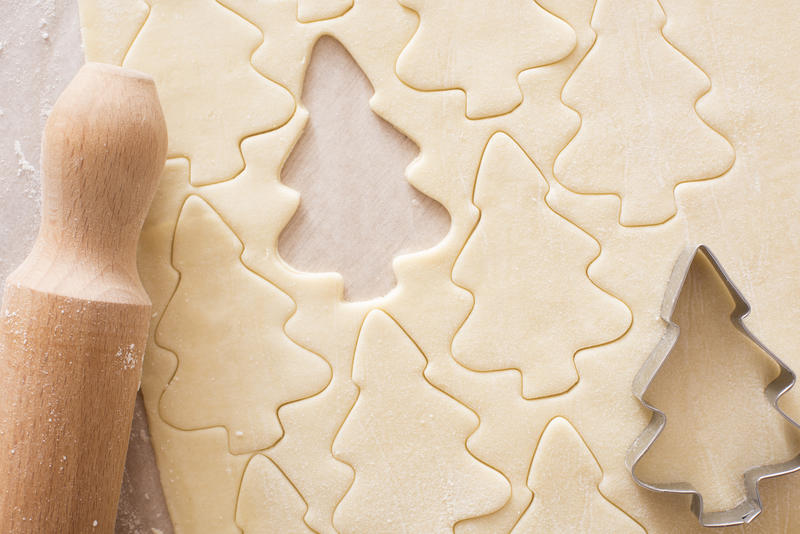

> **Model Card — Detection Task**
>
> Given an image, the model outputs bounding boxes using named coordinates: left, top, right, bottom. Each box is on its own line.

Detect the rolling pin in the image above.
left=0, top=63, right=167, bottom=532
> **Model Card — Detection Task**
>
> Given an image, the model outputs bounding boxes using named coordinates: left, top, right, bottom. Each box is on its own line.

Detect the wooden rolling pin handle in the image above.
left=0, top=63, right=167, bottom=533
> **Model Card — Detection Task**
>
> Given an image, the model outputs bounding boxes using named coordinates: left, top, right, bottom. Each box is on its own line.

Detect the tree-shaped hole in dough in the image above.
left=278, top=36, right=450, bottom=301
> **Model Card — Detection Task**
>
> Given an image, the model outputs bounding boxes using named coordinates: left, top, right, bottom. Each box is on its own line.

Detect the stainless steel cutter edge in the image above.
left=626, top=244, right=800, bottom=527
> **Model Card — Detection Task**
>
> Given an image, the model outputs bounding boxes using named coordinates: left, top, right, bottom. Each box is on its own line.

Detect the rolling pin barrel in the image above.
left=0, top=63, right=167, bottom=533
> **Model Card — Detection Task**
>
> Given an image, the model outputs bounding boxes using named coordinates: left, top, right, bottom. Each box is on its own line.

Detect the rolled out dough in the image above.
left=78, top=0, right=800, bottom=532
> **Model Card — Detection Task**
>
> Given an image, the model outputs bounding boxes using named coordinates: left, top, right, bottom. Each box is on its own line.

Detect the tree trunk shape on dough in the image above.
left=452, top=133, right=630, bottom=399
left=511, top=418, right=644, bottom=533
left=553, top=0, right=734, bottom=226
left=396, top=0, right=575, bottom=119
left=332, top=310, right=509, bottom=533
left=158, top=196, right=331, bottom=454
left=296, top=0, right=352, bottom=23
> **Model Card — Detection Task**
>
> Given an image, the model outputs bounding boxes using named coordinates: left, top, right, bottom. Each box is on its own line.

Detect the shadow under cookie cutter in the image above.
left=626, top=244, right=800, bottom=527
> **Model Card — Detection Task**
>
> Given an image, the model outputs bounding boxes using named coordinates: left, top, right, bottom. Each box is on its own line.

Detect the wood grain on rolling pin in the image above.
left=0, top=63, right=166, bottom=533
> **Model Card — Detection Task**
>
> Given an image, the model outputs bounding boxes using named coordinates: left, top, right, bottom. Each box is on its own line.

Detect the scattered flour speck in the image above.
left=11, top=140, right=41, bottom=208
left=14, top=140, right=36, bottom=178
left=115, top=343, right=138, bottom=370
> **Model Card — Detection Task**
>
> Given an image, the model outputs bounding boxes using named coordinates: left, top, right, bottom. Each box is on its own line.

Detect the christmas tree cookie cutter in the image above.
left=626, top=244, right=800, bottom=527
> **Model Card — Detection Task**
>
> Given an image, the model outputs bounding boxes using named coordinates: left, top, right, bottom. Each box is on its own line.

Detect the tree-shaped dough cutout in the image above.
left=396, top=0, right=575, bottom=119
left=278, top=37, right=449, bottom=301
left=236, top=455, right=314, bottom=534
left=158, top=196, right=331, bottom=454
left=632, top=247, right=800, bottom=519
left=125, top=0, right=295, bottom=186
left=332, top=310, right=509, bottom=533
left=553, top=0, right=734, bottom=226
left=511, top=418, right=643, bottom=533
left=452, top=133, right=629, bottom=399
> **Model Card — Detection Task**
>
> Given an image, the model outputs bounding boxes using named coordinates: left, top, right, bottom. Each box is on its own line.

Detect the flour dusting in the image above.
left=116, top=343, right=138, bottom=370
left=14, top=140, right=36, bottom=178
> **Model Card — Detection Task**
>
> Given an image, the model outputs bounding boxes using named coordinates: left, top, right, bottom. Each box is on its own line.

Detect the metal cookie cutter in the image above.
left=626, top=245, right=800, bottom=527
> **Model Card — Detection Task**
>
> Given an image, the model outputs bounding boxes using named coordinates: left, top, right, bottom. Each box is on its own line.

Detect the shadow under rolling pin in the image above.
left=0, top=62, right=167, bottom=533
